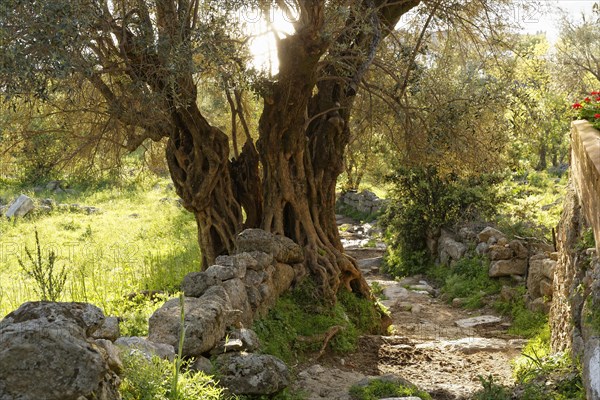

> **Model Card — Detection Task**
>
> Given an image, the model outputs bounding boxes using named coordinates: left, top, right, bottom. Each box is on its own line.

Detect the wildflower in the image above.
left=594, top=113, right=600, bottom=119
left=584, top=97, right=591, bottom=103
left=572, top=103, right=583, bottom=109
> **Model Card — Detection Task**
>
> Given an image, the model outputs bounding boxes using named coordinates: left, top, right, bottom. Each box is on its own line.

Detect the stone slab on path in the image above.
left=417, top=337, right=511, bottom=354
left=455, top=315, right=502, bottom=329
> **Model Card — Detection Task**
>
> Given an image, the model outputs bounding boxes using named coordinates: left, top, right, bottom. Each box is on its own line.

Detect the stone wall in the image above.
left=551, top=121, right=600, bottom=400
left=338, top=190, right=386, bottom=216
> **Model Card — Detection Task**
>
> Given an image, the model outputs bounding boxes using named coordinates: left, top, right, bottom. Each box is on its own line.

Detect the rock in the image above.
left=528, top=297, right=550, bottom=313
left=236, top=229, right=304, bottom=264
left=41, top=198, right=56, bottom=208
left=181, top=271, right=221, bottom=298
left=191, top=355, right=214, bottom=374
left=408, top=283, right=435, bottom=295
left=475, top=242, right=489, bottom=255
left=477, top=227, right=505, bottom=243
left=216, top=252, right=260, bottom=271
left=509, top=240, right=528, bottom=259
left=489, top=259, right=527, bottom=277
left=35, top=205, right=53, bottom=215
left=5, top=194, right=34, bottom=218
left=396, top=302, right=413, bottom=312
left=488, top=245, right=513, bottom=261
left=148, top=289, right=230, bottom=357
left=497, top=237, right=509, bottom=246
left=452, top=298, right=466, bottom=308
left=528, top=257, right=556, bottom=298
left=438, top=231, right=467, bottom=264
left=91, top=316, right=120, bottom=341
left=357, top=256, right=383, bottom=271
left=272, top=263, right=295, bottom=297
left=205, top=263, right=246, bottom=281
left=455, top=315, right=502, bottom=328
left=583, top=337, right=600, bottom=400
left=215, top=353, right=289, bottom=395
left=221, top=278, right=251, bottom=326
left=211, top=338, right=245, bottom=355
left=500, top=286, right=519, bottom=302
left=417, top=337, right=510, bottom=354
left=246, top=251, right=275, bottom=270
left=95, top=339, right=123, bottom=372
left=459, top=227, right=477, bottom=241
left=114, top=336, right=175, bottom=361
left=540, top=279, right=553, bottom=297
left=229, top=328, right=261, bottom=352
left=0, top=302, right=120, bottom=400
left=46, top=180, right=63, bottom=191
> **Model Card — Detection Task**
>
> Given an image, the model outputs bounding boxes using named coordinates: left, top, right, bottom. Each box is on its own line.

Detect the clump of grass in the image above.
left=252, top=280, right=381, bottom=363
left=349, top=378, right=431, bottom=400
left=494, top=286, right=548, bottom=338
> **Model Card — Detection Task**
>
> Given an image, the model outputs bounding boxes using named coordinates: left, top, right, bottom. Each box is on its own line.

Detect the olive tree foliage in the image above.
left=555, top=8, right=600, bottom=93
left=342, top=0, right=516, bottom=192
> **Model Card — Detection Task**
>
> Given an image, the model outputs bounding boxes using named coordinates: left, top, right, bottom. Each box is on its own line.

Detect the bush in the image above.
left=429, top=256, right=501, bottom=308
left=381, top=166, right=501, bottom=277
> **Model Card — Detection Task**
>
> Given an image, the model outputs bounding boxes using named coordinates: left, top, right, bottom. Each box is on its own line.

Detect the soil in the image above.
left=290, top=218, right=526, bottom=400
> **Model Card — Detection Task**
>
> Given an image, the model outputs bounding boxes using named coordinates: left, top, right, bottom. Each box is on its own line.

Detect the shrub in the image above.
left=18, top=229, right=68, bottom=301
left=381, top=166, right=501, bottom=277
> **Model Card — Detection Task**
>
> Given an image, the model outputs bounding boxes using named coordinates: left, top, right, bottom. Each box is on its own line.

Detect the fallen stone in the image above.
left=455, top=315, right=502, bottom=328
left=215, top=352, right=290, bottom=395
left=489, top=259, right=527, bottom=277
left=5, top=194, right=34, bottom=218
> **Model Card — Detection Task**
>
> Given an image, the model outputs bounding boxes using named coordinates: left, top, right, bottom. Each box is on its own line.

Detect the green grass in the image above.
left=349, top=378, right=432, bottom=400
left=252, top=280, right=381, bottom=363
left=0, top=175, right=200, bottom=319
left=429, top=256, right=501, bottom=309
left=495, top=170, right=566, bottom=241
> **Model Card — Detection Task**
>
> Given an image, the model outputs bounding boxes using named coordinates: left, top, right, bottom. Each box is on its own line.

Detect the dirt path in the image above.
left=291, top=217, right=526, bottom=400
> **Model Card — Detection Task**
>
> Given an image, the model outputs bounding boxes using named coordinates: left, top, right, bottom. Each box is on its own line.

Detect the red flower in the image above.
left=585, top=97, right=592, bottom=103
left=592, top=91, right=599, bottom=95
left=595, top=97, right=600, bottom=102
left=573, top=103, right=583, bottom=109
left=594, top=113, right=600, bottom=119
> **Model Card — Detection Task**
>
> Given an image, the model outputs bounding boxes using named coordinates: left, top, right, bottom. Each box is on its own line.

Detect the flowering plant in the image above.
left=572, top=91, right=600, bottom=129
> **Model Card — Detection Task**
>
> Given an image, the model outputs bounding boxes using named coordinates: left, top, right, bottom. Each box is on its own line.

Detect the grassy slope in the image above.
left=0, top=176, right=199, bottom=318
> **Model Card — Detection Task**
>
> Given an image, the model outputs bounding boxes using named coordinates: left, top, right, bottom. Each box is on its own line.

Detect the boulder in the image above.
left=455, top=315, right=502, bottom=328
left=0, top=302, right=120, bottom=400
left=489, top=259, right=527, bottom=277
left=229, top=328, right=261, bottom=352
left=215, top=352, right=290, bottom=395
left=540, top=279, right=553, bottom=298
left=5, top=194, right=34, bottom=218
left=236, top=229, right=304, bottom=264
left=527, top=256, right=556, bottom=298
left=149, top=288, right=230, bottom=357
left=477, top=227, right=505, bottom=244
left=488, top=245, right=513, bottom=261
left=191, top=356, right=214, bottom=374
left=216, top=252, right=260, bottom=271
left=114, top=336, right=175, bottom=361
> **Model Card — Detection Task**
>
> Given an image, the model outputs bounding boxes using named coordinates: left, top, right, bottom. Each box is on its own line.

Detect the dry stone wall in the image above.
left=551, top=121, right=600, bottom=400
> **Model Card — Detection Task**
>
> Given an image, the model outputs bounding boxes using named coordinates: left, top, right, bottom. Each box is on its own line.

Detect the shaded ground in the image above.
left=291, top=217, right=525, bottom=400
